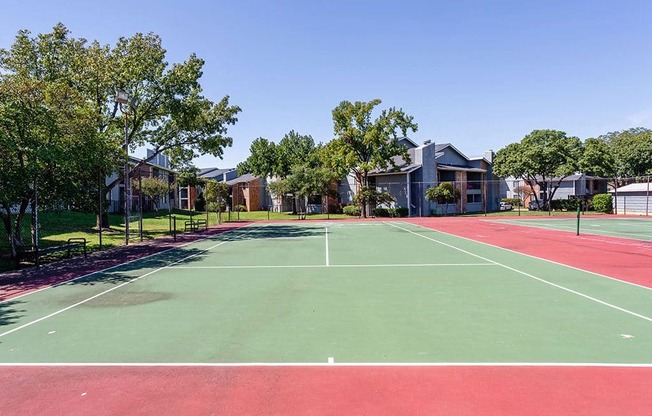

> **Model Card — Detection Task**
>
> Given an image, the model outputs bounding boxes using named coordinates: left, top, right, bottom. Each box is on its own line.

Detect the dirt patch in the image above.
left=81, top=291, right=174, bottom=307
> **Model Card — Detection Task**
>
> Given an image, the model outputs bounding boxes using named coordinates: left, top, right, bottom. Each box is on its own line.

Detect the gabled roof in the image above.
left=434, top=143, right=470, bottom=160
left=368, top=147, right=420, bottom=176
left=198, top=167, right=236, bottom=179
left=226, top=173, right=259, bottom=186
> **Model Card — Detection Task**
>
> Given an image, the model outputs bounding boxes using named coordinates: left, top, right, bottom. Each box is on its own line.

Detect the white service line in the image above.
left=385, top=222, right=652, bottom=324
left=0, top=228, right=257, bottom=339
left=168, top=263, right=496, bottom=269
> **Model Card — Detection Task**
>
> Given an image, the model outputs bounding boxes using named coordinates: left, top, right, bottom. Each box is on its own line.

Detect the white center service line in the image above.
left=385, top=222, right=652, bottom=324
left=325, top=226, right=330, bottom=267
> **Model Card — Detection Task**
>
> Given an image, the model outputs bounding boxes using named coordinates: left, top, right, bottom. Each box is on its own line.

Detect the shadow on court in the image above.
left=0, top=223, right=325, bottom=297
left=0, top=300, right=25, bottom=328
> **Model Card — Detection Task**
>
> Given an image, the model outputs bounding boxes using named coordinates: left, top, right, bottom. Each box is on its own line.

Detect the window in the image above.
left=467, top=194, right=482, bottom=203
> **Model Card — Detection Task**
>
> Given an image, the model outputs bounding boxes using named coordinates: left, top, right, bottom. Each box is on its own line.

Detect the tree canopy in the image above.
left=328, top=99, right=418, bottom=217
left=598, top=128, right=652, bottom=177
left=237, top=131, right=317, bottom=178
left=493, top=129, right=582, bottom=209
left=0, top=23, right=240, bottom=260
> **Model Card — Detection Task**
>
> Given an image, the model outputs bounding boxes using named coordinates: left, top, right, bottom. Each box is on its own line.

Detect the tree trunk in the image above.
left=96, top=212, right=109, bottom=229
left=1, top=207, right=17, bottom=265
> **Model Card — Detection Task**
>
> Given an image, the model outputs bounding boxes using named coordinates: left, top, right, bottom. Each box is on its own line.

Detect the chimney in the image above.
left=484, top=150, right=494, bottom=163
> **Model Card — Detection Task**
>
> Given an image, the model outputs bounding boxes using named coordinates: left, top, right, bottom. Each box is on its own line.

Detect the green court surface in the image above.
left=489, top=216, right=652, bottom=242
left=1, top=222, right=651, bottom=364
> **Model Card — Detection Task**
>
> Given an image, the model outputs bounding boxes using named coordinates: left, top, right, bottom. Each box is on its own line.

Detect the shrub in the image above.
left=501, top=198, right=520, bottom=206
left=206, top=202, right=226, bottom=212
left=373, top=207, right=390, bottom=217
left=394, top=207, right=409, bottom=217
left=343, top=205, right=361, bottom=216
left=592, top=194, right=612, bottom=213
left=234, top=204, right=247, bottom=212
left=550, top=198, right=579, bottom=211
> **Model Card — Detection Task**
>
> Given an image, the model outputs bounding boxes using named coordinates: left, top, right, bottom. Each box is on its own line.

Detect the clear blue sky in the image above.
left=2, top=0, right=651, bottom=168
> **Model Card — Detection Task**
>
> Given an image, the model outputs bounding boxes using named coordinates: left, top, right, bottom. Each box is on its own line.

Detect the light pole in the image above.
left=115, top=89, right=138, bottom=245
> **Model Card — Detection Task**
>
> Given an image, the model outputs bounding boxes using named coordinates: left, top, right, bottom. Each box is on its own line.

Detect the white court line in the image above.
left=0, top=223, right=257, bottom=305
left=0, top=226, right=262, bottom=339
left=386, top=222, right=652, bottom=324
left=0, top=362, right=651, bottom=367
left=325, top=226, right=330, bottom=267
left=168, top=263, right=496, bottom=269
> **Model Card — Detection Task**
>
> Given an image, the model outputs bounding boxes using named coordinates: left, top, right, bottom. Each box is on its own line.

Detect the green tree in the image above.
left=425, top=182, right=461, bottom=215
left=237, top=137, right=277, bottom=177
left=276, top=131, right=318, bottom=176
left=599, top=128, right=652, bottom=177
left=285, top=165, right=340, bottom=215
left=0, top=26, right=109, bottom=262
left=329, top=99, right=417, bottom=217
left=2, top=24, right=241, bottom=228
left=133, top=176, right=169, bottom=211
left=493, top=130, right=582, bottom=210
left=203, top=180, right=229, bottom=223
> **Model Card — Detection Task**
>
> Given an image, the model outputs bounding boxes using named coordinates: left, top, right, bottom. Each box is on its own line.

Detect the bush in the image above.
left=373, top=207, right=390, bottom=217
left=394, top=207, right=409, bottom=217
left=501, top=198, right=520, bottom=206
left=343, top=205, right=361, bottom=216
left=234, top=204, right=247, bottom=212
left=592, top=194, right=612, bottom=213
left=372, top=206, right=409, bottom=217
left=550, top=198, right=580, bottom=211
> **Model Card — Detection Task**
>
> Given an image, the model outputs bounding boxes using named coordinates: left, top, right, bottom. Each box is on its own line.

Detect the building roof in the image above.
left=199, top=167, right=235, bottom=179
left=128, top=156, right=174, bottom=172
left=368, top=147, right=420, bottom=176
left=608, top=182, right=652, bottom=193
left=225, top=173, right=259, bottom=186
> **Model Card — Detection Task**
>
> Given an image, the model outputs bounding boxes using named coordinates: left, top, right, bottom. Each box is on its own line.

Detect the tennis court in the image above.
left=1, top=220, right=651, bottom=414
left=490, top=216, right=652, bottom=242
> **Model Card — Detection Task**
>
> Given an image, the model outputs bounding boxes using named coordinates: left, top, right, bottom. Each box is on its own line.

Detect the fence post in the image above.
left=173, top=216, right=177, bottom=242
left=647, top=175, right=650, bottom=216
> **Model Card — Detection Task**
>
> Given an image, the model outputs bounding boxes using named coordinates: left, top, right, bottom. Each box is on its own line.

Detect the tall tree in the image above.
left=493, top=130, right=582, bottom=210
left=599, top=128, right=652, bottom=177
left=329, top=99, right=417, bottom=217
left=276, top=131, right=318, bottom=176
left=237, top=137, right=277, bottom=177
left=0, top=26, right=106, bottom=261
left=203, top=180, right=229, bottom=223
left=2, top=24, right=241, bottom=228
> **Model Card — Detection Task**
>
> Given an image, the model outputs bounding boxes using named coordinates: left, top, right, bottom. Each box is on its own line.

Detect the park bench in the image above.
left=18, top=237, right=87, bottom=267
left=184, top=219, right=207, bottom=232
